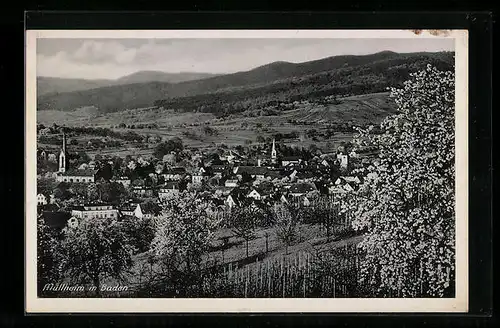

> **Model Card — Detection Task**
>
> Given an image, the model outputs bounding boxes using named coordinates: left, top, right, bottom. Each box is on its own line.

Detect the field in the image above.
left=49, top=222, right=364, bottom=298
left=37, top=92, right=396, bottom=156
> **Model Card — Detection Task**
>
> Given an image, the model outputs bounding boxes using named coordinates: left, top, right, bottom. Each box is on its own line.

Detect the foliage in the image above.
left=153, top=138, right=184, bottom=159
left=122, top=217, right=156, bottom=254
left=37, top=218, right=61, bottom=295
left=149, top=193, right=221, bottom=292
left=58, top=217, right=134, bottom=296
left=228, top=205, right=263, bottom=257
left=341, top=65, right=455, bottom=297
left=273, top=203, right=300, bottom=255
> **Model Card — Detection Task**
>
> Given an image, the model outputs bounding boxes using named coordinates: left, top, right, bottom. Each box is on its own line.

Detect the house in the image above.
left=119, top=203, right=140, bottom=218
left=295, top=171, right=316, bottom=183
left=162, top=167, right=186, bottom=181
left=328, top=183, right=354, bottom=194
left=47, top=153, right=57, bottom=162
left=234, top=166, right=269, bottom=181
left=225, top=195, right=238, bottom=208
left=158, top=182, right=181, bottom=201
left=71, top=203, right=119, bottom=220
left=337, top=153, right=349, bottom=169
left=335, top=176, right=361, bottom=185
left=264, top=170, right=282, bottom=182
left=247, top=183, right=275, bottom=201
left=247, top=189, right=262, bottom=200
left=214, top=186, right=234, bottom=198
left=37, top=193, right=48, bottom=206
left=224, top=179, right=239, bottom=188
left=210, top=164, right=229, bottom=178
left=112, top=177, right=131, bottom=188
left=56, top=169, right=97, bottom=183
left=38, top=149, right=47, bottom=160
left=281, top=156, right=301, bottom=167
left=192, top=172, right=209, bottom=185
left=289, top=182, right=318, bottom=197
left=131, top=186, right=154, bottom=197
left=119, top=203, right=155, bottom=219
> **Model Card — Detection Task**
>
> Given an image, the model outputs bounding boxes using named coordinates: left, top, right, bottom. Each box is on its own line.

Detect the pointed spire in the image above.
left=271, top=138, right=277, bottom=162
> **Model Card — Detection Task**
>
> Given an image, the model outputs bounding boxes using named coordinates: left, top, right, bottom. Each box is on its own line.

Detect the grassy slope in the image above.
left=38, top=92, right=396, bottom=157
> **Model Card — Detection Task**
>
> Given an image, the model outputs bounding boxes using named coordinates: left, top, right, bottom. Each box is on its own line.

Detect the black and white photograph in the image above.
left=25, top=29, right=468, bottom=312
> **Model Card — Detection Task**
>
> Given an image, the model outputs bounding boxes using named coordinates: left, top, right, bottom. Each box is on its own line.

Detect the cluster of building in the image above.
left=38, top=134, right=368, bottom=232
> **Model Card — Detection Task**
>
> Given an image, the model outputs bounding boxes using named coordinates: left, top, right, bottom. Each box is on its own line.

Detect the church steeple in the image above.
left=58, top=132, right=66, bottom=173
left=271, top=138, right=277, bottom=163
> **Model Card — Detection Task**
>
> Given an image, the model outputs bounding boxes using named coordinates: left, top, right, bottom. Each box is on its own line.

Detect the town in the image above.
left=37, top=126, right=372, bottom=232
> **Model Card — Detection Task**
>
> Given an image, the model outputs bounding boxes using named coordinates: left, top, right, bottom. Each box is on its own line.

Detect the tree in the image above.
left=149, top=193, right=220, bottom=295
left=58, top=217, right=134, bottom=296
left=53, top=182, right=72, bottom=201
left=273, top=204, right=300, bottom=255
left=342, top=65, right=455, bottom=297
left=86, top=183, right=99, bottom=201
left=37, top=218, right=61, bottom=295
left=304, top=197, right=341, bottom=242
left=228, top=206, right=261, bottom=258
left=122, top=216, right=156, bottom=254
left=153, top=138, right=184, bottom=159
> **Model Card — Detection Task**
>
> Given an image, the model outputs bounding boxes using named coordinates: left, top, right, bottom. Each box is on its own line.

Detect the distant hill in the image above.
left=37, top=51, right=454, bottom=115
left=116, top=71, right=218, bottom=84
left=37, top=71, right=218, bottom=96
left=37, top=77, right=114, bottom=96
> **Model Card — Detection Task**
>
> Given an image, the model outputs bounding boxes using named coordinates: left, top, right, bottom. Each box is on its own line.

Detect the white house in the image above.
left=37, top=193, right=47, bottom=206
left=247, top=189, right=262, bottom=200
left=162, top=167, right=186, bottom=181
left=281, top=156, right=301, bottom=167
left=337, top=154, right=349, bottom=169
left=71, top=203, right=119, bottom=220
left=119, top=203, right=153, bottom=219
left=56, top=169, right=96, bottom=183
left=225, top=179, right=239, bottom=188
left=225, top=195, right=238, bottom=208
left=112, top=177, right=131, bottom=188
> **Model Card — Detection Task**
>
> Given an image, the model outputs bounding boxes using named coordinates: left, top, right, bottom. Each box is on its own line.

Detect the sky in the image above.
left=37, top=38, right=455, bottom=80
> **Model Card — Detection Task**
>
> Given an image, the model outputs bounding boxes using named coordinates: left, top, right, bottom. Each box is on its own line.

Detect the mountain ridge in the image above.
left=37, top=71, right=218, bottom=96
left=37, top=50, right=454, bottom=115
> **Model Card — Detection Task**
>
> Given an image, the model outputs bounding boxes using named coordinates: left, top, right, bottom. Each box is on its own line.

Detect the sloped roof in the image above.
left=235, top=166, right=269, bottom=176
left=60, top=169, right=96, bottom=177
left=281, top=156, right=301, bottom=161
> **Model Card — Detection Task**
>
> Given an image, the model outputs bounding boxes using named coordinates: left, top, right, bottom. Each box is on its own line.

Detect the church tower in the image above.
left=58, top=132, right=66, bottom=173
left=271, top=138, right=277, bottom=163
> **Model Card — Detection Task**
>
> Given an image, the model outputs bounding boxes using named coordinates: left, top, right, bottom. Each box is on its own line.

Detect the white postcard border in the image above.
left=25, top=29, right=469, bottom=313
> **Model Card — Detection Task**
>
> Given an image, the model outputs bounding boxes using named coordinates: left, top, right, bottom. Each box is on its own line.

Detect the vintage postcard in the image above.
left=25, top=29, right=468, bottom=313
